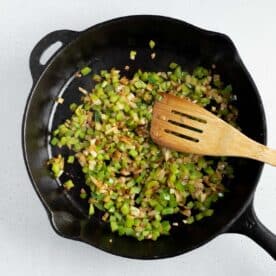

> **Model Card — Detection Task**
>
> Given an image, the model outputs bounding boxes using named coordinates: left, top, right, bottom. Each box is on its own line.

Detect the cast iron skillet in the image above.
left=22, top=15, right=276, bottom=259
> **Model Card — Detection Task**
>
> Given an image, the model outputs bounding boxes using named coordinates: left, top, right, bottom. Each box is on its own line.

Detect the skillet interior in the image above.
left=23, top=15, right=266, bottom=259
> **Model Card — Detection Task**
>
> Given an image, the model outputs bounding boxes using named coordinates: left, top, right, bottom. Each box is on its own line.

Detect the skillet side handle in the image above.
left=29, top=30, right=78, bottom=82
left=229, top=202, right=276, bottom=260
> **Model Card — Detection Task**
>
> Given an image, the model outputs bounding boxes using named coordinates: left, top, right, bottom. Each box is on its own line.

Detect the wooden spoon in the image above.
left=150, top=93, right=276, bottom=166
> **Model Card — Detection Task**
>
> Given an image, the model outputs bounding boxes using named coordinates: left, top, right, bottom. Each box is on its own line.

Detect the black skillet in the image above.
left=22, top=15, right=276, bottom=259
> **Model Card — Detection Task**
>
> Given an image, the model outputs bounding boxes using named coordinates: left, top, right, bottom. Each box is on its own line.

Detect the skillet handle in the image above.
left=229, top=202, right=276, bottom=260
left=29, top=30, right=78, bottom=82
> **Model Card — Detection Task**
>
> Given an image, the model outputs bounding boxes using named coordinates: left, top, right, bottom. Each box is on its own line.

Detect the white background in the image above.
left=1, top=0, right=276, bottom=275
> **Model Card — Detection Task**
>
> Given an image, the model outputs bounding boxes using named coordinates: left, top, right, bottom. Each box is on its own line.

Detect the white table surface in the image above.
left=1, top=0, right=276, bottom=275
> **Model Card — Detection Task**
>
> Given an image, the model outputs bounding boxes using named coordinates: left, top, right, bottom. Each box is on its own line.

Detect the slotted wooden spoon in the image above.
left=150, top=93, right=276, bottom=166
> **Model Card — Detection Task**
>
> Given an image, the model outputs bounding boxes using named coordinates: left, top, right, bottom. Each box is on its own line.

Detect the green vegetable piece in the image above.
left=104, top=201, right=114, bottom=210
left=110, top=221, right=118, bottom=232
left=130, top=50, right=137, bottom=60
left=213, top=75, right=223, bottom=88
left=48, top=155, right=64, bottom=178
left=187, top=201, right=194, bottom=209
left=129, top=149, right=138, bottom=158
left=94, top=110, right=101, bottom=122
left=189, top=170, right=202, bottom=180
left=121, top=203, right=130, bottom=215
left=221, top=84, right=232, bottom=97
left=162, top=207, right=174, bottom=215
left=89, top=203, right=95, bottom=216
left=195, top=212, right=204, bottom=221
left=125, top=216, right=134, bottom=228
left=92, top=74, right=102, bottom=82
left=69, top=103, right=77, bottom=111
left=186, top=183, right=195, bottom=193
left=124, top=228, right=134, bottom=236
left=169, top=62, right=178, bottom=69
left=80, top=189, right=87, bottom=199
left=67, top=155, right=75, bottom=164
left=181, top=84, right=191, bottom=96
left=186, top=216, right=194, bottom=224
left=149, top=40, right=155, bottom=49
left=175, top=182, right=185, bottom=192
left=116, top=111, right=124, bottom=121
left=130, top=186, right=141, bottom=194
left=118, top=226, right=125, bottom=236
left=193, top=66, right=208, bottom=79
left=200, top=98, right=210, bottom=106
left=148, top=73, right=160, bottom=84
left=204, top=209, right=214, bottom=217
left=80, top=66, right=92, bottom=76
left=134, top=80, right=146, bottom=89
left=161, top=221, right=171, bottom=233
left=174, top=66, right=182, bottom=78
left=155, top=94, right=163, bottom=102
left=151, top=230, right=160, bottom=240
left=63, top=179, right=74, bottom=191
left=50, top=137, right=59, bottom=146
left=204, top=166, right=215, bottom=176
